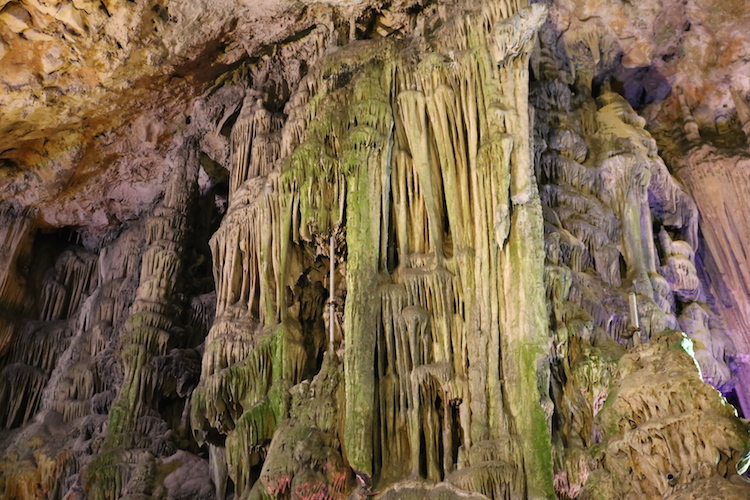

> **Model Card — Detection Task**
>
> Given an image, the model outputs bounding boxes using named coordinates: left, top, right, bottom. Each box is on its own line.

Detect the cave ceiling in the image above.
left=1, top=0, right=749, bottom=234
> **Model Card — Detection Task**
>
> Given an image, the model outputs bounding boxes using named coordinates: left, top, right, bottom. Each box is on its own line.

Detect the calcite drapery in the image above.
left=0, top=206, right=36, bottom=363
left=533, top=17, right=750, bottom=499
left=676, top=144, right=750, bottom=415
left=191, top=1, right=555, bottom=498
left=2, top=0, right=750, bottom=499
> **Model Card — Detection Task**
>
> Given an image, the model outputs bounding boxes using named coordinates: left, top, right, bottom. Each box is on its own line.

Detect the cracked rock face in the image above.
left=0, top=0, right=352, bottom=232
left=2, top=0, right=750, bottom=499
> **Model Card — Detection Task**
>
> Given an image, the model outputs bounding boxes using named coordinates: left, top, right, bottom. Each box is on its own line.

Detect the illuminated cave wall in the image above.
left=0, top=1, right=749, bottom=499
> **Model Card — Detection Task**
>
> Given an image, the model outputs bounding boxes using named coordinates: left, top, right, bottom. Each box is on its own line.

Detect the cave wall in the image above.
left=532, top=20, right=750, bottom=497
left=1, top=0, right=750, bottom=499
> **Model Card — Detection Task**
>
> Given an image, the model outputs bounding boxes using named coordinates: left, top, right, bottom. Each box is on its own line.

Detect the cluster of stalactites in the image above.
left=377, top=274, right=472, bottom=480
left=0, top=234, right=129, bottom=432
left=86, top=157, right=198, bottom=500
left=677, top=86, right=750, bottom=144
left=0, top=363, right=47, bottom=429
left=365, top=2, right=549, bottom=493
left=210, top=176, right=289, bottom=326
left=0, top=246, right=97, bottom=430
left=191, top=320, right=309, bottom=498
left=535, top=83, right=629, bottom=345
left=29, top=228, right=147, bottom=452
left=283, top=62, right=394, bottom=242
left=210, top=60, right=393, bottom=328
left=194, top=1, right=553, bottom=498
left=39, top=248, right=98, bottom=322
left=429, top=0, right=534, bottom=56
left=536, top=81, right=701, bottom=341
left=198, top=62, right=394, bottom=500
left=194, top=320, right=307, bottom=424
left=229, top=95, right=284, bottom=197
left=13, top=341, right=78, bottom=426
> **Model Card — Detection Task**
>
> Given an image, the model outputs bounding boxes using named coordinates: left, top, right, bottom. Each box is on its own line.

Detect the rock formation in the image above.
left=1, top=0, right=750, bottom=499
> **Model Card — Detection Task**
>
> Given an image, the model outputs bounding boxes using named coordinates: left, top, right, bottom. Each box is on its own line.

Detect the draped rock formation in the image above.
left=2, top=0, right=750, bottom=499
left=191, top=2, right=554, bottom=498
left=532, top=15, right=750, bottom=499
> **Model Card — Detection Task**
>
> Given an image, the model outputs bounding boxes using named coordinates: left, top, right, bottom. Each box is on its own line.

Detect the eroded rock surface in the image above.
left=1, top=0, right=750, bottom=499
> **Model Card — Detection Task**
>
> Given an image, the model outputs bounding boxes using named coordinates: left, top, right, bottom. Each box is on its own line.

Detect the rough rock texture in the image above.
left=2, top=0, right=750, bottom=499
left=190, top=3, right=554, bottom=498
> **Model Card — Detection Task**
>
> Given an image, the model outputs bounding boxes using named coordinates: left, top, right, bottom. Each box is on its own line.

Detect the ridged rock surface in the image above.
left=1, top=0, right=750, bottom=499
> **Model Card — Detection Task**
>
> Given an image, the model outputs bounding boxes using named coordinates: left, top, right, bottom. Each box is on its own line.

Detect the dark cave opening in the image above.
left=450, top=399, right=463, bottom=468
left=607, top=65, right=672, bottom=112
left=26, top=227, right=85, bottom=317
left=724, top=388, right=745, bottom=419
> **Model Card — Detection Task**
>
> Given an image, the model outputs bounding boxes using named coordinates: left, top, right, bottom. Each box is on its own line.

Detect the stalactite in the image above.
left=677, top=87, right=701, bottom=142
left=0, top=206, right=36, bottom=314
left=85, top=147, right=200, bottom=500
left=532, top=13, right=750, bottom=497
left=188, top=2, right=554, bottom=498
left=4, top=1, right=750, bottom=499
left=0, top=207, right=36, bottom=366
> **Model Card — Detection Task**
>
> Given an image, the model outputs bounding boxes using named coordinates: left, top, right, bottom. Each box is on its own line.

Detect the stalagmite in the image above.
left=730, top=87, right=750, bottom=143
left=84, top=144, right=201, bottom=500
left=589, top=332, right=750, bottom=498
left=678, top=88, right=701, bottom=142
